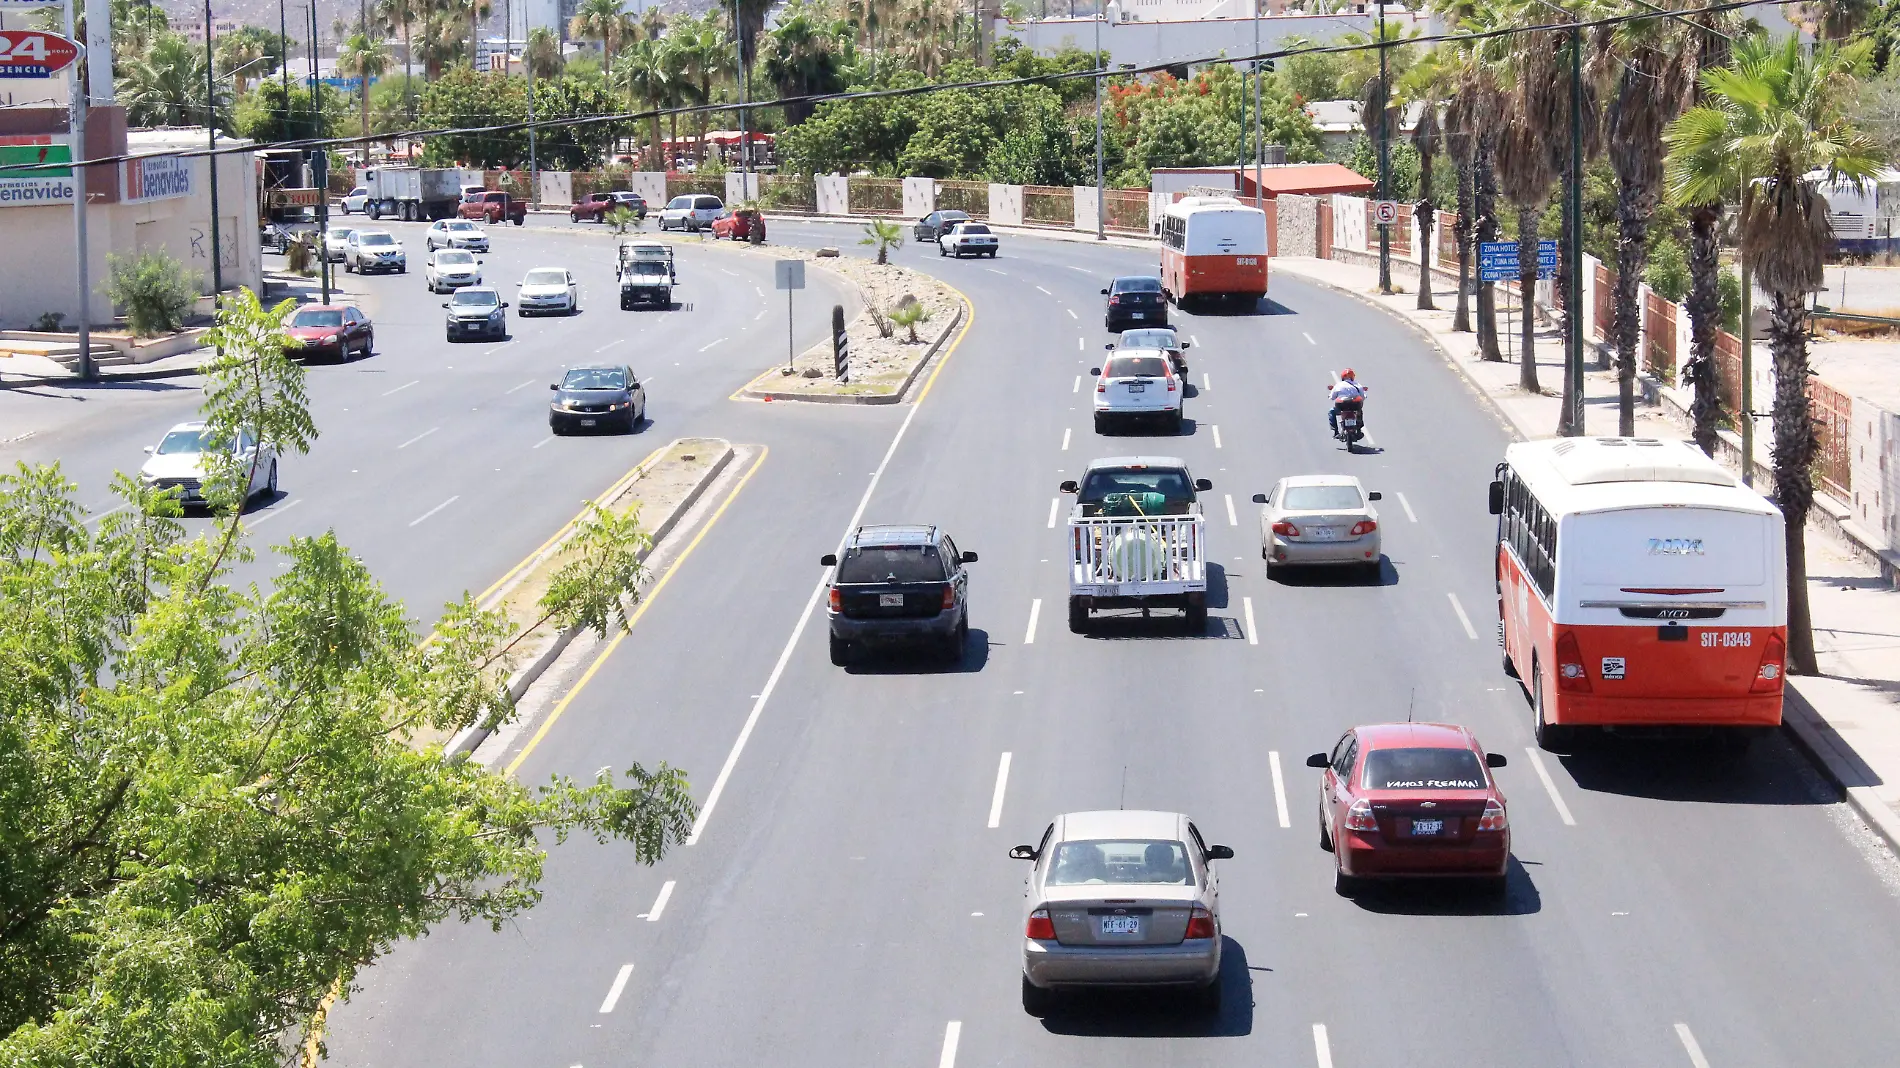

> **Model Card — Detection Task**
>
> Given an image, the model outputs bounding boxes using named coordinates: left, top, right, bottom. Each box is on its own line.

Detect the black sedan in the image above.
left=913, top=209, right=971, bottom=243
left=1103, top=275, right=1170, bottom=332
left=550, top=364, right=646, bottom=434
left=821, top=524, right=977, bottom=665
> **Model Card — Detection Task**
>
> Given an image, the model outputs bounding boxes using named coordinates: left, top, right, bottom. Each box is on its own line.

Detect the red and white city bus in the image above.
left=1159, top=196, right=1268, bottom=309
left=1488, top=437, right=1787, bottom=749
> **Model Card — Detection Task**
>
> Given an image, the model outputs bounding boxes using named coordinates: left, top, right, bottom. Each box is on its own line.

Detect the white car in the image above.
left=1091, top=349, right=1182, bottom=434
left=939, top=221, right=999, bottom=258
left=339, top=186, right=369, bottom=214
left=657, top=193, right=725, bottom=232
left=1114, top=326, right=1189, bottom=379
left=516, top=267, right=578, bottom=315
left=426, top=218, right=490, bottom=252
left=138, top=421, right=278, bottom=510
left=1253, top=474, right=1383, bottom=578
left=321, top=227, right=355, bottom=262
left=344, top=230, right=405, bottom=274
left=425, top=249, right=483, bottom=292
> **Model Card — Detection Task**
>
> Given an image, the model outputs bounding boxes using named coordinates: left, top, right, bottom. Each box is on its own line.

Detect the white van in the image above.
left=658, top=194, right=726, bottom=232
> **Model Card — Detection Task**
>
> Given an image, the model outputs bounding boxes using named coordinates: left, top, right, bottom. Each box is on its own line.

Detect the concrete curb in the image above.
left=444, top=440, right=737, bottom=761
left=1782, top=683, right=1900, bottom=856
left=740, top=297, right=966, bottom=405
left=1, top=361, right=210, bottom=388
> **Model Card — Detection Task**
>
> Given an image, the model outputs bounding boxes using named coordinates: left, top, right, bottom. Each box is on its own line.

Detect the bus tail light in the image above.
left=1272, top=521, right=1300, bottom=537
left=1555, top=631, right=1592, bottom=693
left=1476, top=799, right=1509, bottom=832
left=1751, top=633, right=1786, bottom=693
left=1343, top=798, right=1377, bottom=832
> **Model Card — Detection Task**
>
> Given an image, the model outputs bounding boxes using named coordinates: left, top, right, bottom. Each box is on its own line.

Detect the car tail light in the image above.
left=827, top=588, right=841, bottom=612
left=1476, top=799, right=1509, bottom=832
left=1271, top=521, right=1300, bottom=537
left=941, top=586, right=956, bottom=610
left=1344, top=797, right=1377, bottom=832
left=1167, top=377, right=1177, bottom=392
left=1751, top=632, right=1785, bottom=693
left=1350, top=520, right=1378, bottom=536
left=1184, top=907, right=1216, bottom=940
left=1025, top=909, right=1056, bottom=940
left=1108, top=294, right=1122, bottom=305
left=1555, top=630, right=1592, bottom=693
left=1097, top=383, right=1107, bottom=393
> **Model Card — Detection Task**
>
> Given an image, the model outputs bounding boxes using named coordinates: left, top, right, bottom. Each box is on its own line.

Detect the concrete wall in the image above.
left=627, top=171, right=667, bottom=207
left=1276, top=194, right=1318, bottom=257
left=989, top=183, right=1023, bottom=226
left=903, top=177, right=934, bottom=218
left=816, top=175, right=849, bottom=216
left=540, top=171, right=572, bottom=206
left=1073, top=186, right=1099, bottom=233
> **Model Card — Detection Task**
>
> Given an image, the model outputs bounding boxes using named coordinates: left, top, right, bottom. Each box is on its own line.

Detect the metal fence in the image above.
left=1022, top=185, right=1074, bottom=227
left=1438, top=211, right=1459, bottom=267
left=851, top=178, right=905, bottom=215
left=759, top=173, right=815, bottom=212
left=664, top=174, right=724, bottom=200
left=1714, top=330, right=1743, bottom=417
left=938, top=180, right=989, bottom=219
left=1104, top=188, right=1149, bottom=234
left=1593, top=263, right=1615, bottom=343
left=1810, top=378, right=1854, bottom=498
left=1644, top=289, right=1676, bottom=381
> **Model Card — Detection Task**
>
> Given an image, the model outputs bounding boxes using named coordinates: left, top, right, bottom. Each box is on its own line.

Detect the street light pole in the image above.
left=205, top=0, right=224, bottom=307
left=1093, top=11, right=1104, bottom=242
left=1252, top=0, right=1262, bottom=208
left=1375, top=0, right=1391, bottom=294
left=64, top=0, right=93, bottom=380
left=279, top=0, right=291, bottom=122
left=1563, top=12, right=1584, bottom=435
left=734, top=0, right=749, bottom=186
left=309, top=3, right=330, bottom=304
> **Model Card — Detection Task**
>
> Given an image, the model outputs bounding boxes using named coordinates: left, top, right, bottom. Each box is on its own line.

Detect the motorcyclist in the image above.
left=1328, top=369, right=1367, bottom=437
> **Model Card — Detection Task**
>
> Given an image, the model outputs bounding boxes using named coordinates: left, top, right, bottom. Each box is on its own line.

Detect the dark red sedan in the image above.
left=1307, top=722, right=1510, bottom=895
left=281, top=303, right=372, bottom=363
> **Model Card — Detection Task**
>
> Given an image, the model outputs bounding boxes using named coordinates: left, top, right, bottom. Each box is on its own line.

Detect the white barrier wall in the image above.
left=1073, top=186, right=1099, bottom=233
left=989, top=183, right=1024, bottom=226
left=1333, top=194, right=1368, bottom=253
left=539, top=171, right=572, bottom=207
left=817, top=175, right=850, bottom=216
left=903, top=177, right=935, bottom=218
left=725, top=172, right=759, bottom=205
left=628, top=171, right=667, bottom=208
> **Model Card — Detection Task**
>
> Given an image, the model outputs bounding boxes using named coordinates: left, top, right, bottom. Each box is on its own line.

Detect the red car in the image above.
left=1307, top=722, right=1510, bottom=895
left=459, top=190, right=526, bottom=226
left=712, top=208, right=765, bottom=242
left=570, top=191, right=647, bottom=222
left=281, top=303, right=372, bottom=362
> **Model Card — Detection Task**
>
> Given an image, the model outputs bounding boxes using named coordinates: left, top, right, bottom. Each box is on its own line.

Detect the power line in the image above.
left=0, top=0, right=1786, bottom=175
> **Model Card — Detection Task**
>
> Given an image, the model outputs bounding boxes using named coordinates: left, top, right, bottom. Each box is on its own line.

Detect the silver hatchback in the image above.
left=1012, top=810, right=1233, bottom=1014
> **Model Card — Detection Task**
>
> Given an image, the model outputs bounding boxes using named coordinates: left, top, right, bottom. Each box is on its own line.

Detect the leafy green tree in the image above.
left=0, top=287, right=693, bottom=1065
left=119, top=31, right=211, bottom=128
left=234, top=79, right=345, bottom=143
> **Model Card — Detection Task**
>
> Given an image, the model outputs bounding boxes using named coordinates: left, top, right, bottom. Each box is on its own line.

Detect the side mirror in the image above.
left=1488, top=480, right=1505, bottom=515
left=548, top=383, right=558, bottom=390
left=1205, top=844, right=1235, bottom=861
left=440, top=302, right=449, bottom=308
left=500, top=302, right=510, bottom=309
left=819, top=553, right=839, bottom=567
left=143, top=445, right=155, bottom=453
left=960, top=551, right=979, bottom=563
left=1104, top=343, right=1115, bottom=350
left=1058, top=480, right=1079, bottom=493
left=1486, top=752, right=1508, bottom=768
left=1251, top=492, right=1268, bottom=504
left=1008, top=845, right=1037, bottom=861
left=1089, top=367, right=1101, bottom=376
left=1193, top=478, right=1213, bottom=492
left=1305, top=753, right=1329, bottom=769
left=1100, top=288, right=1109, bottom=295
left=1368, top=491, right=1382, bottom=501
left=1180, top=341, right=1192, bottom=349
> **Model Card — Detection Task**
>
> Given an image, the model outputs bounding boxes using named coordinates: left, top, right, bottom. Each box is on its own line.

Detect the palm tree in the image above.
left=760, top=5, right=852, bottom=125
left=1398, top=49, right=1447, bottom=312
left=616, top=38, right=670, bottom=167
left=731, top=0, right=777, bottom=79
left=339, top=32, right=392, bottom=136
left=1790, top=0, right=1876, bottom=40
left=671, top=17, right=730, bottom=165
left=1604, top=13, right=1697, bottom=435
left=525, top=25, right=564, bottom=78
left=215, top=32, right=266, bottom=94
left=641, top=7, right=668, bottom=43
left=1491, top=19, right=1565, bottom=394
left=119, top=31, right=208, bottom=127
left=1667, top=33, right=1881, bottom=675
left=374, top=0, right=424, bottom=122
left=1442, top=48, right=1487, bottom=335
left=861, top=218, right=903, bottom=263
left=571, top=0, right=636, bottom=78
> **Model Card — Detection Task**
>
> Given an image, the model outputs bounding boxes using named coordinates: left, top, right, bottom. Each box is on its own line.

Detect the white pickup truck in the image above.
left=1061, top=455, right=1210, bottom=632
left=617, top=239, right=675, bottom=309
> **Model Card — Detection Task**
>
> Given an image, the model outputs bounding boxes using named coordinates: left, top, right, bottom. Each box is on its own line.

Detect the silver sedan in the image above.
left=1253, top=474, right=1383, bottom=577
left=1013, top=810, right=1232, bottom=1015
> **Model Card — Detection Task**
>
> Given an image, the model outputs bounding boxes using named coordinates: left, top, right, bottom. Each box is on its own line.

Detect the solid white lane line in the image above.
left=1072, top=375, right=1081, bottom=393
left=722, top=268, right=741, bottom=277
left=1303, top=332, right=1316, bottom=345
left=1061, top=428, right=1071, bottom=451
left=1397, top=491, right=1418, bottom=522
left=1269, top=750, right=1290, bottom=827
left=505, top=378, right=537, bottom=393
left=397, top=426, right=438, bottom=450
left=246, top=499, right=302, bottom=527
left=382, top=378, right=419, bottom=397
left=1526, top=748, right=1579, bottom=826
left=690, top=387, right=937, bottom=846
left=1035, top=285, right=1052, bottom=295
left=532, top=435, right=555, bottom=449
left=987, top=268, right=1007, bottom=275
left=1447, top=592, right=1479, bottom=640
left=1314, top=1024, right=1334, bottom=1068
left=408, top=495, right=459, bottom=527
left=939, top=1022, right=962, bottom=1068
left=697, top=337, right=725, bottom=353
left=1067, top=265, right=1093, bottom=274
left=1190, top=334, right=1200, bottom=345
left=1202, top=371, right=1211, bottom=391
left=987, top=753, right=1013, bottom=829
left=1024, top=599, right=1042, bottom=645
left=645, top=880, right=675, bottom=923
left=598, top=964, right=633, bottom=1013
left=1224, top=493, right=1237, bottom=526
left=1675, top=1024, right=1713, bottom=1068
left=1046, top=497, right=1060, bottom=529
left=1212, top=425, right=1223, bottom=449
left=84, top=502, right=131, bottom=525
left=1066, top=308, right=1077, bottom=320
left=1243, top=596, right=1258, bottom=646
left=594, top=338, right=624, bottom=353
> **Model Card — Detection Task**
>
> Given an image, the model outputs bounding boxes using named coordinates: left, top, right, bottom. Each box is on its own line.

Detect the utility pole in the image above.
left=1252, top=1, right=1262, bottom=209
left=734, top=0, right=749, bottom=186
left=359, top=0, right=369, bottom=166
left=64, top=0, right=93, bottom=380
left=1739, top=169, right=1754, bottom=486
left=1093, top=10, right=1104, bottom=241
left=205, top=0, right=224, bottom=310
left=279, top=0, right=290, bottom=126
left=1375, top=0, right=1391, bottom=294
left=527, top=31, right=537, bottom=208
left=1563, top=9, right=1583, bottom=435
left=309, top=3, right=330, bottom=303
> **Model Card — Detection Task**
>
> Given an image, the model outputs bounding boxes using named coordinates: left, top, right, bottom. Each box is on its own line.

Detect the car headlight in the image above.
left=488, top=310, right=504, bottom=320
left=322, top=333, right=339, bottom=344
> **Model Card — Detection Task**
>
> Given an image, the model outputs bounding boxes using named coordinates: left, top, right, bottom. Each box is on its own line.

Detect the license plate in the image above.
left=579, top=419, right=596, bottom=427
left=1129, top=311, right=1146, bottom=319
left=1412, top=818, right=1444, bottom=836
left=879, top=593, right=905, bottom=607
left=1128, top=382, right=1146, bottom=393
left=1099, top=915, right=1141, bottom=936
left=1310, top=526, right=1337, bottom=541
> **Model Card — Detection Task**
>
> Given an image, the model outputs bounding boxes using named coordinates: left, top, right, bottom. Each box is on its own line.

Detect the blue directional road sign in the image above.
left=1478, top=239, right=1557, bottom=282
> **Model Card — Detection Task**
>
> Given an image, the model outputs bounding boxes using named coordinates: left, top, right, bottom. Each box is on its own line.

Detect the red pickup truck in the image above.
left=459, top=190, right=526, bottom=226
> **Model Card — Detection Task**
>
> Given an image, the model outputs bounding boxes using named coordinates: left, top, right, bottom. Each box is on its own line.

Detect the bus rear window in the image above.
left=1569, top=508, right=1770, bottom=589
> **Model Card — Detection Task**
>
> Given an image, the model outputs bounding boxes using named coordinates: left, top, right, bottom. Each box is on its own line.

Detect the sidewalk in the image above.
left=1275, top=254, right=1900, bottom=854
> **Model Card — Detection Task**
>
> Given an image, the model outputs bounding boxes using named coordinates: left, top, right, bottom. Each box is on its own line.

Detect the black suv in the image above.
left=821, top=524, right=977, bottom=665
left=1103, top=275, right=1170, bottom=332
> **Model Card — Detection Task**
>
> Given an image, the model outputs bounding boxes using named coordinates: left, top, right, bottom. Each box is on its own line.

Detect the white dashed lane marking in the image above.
left=1526, top=748, right=1579, bottom=826
left=597, top=964, right=633, bottom=1013
left=1446, top=592, right=1479, bottom=639
left=1024, top=599, right=1042, bottom=645
left=1397, top=491, right=1418, bottom=522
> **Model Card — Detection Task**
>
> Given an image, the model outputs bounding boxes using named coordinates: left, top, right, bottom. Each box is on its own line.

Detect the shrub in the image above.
left=284, top=237, right=315, bottom=276
left=1644, top=234, right=1689, bottom=304
left=31, top=311, right=65, bottom=332
left=103, top=251, right=199, bottom=337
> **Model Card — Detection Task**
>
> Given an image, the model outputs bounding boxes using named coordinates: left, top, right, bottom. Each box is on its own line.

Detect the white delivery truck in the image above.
left=362, top=166, right=467, bottom=222
left=1061, top=455, right=1210, bottom=632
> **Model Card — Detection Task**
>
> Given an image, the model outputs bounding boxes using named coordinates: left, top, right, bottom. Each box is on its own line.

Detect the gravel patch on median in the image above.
left=743, top=251, right=961, bottom=398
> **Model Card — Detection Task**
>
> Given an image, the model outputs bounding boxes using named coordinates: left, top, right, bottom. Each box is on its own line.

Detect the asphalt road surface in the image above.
left=20, top=218, right=1898, bottom=1067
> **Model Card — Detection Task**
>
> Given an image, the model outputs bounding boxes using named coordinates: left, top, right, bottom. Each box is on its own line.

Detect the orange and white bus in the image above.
left=1159, top=196, right=1268, bottom=310
left=1487, top=437, right=1786, bottom=750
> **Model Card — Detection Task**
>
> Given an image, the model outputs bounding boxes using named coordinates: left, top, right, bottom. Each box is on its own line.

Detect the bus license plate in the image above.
left=1100, top=915, right=1141, bottom=936
left=1412, top=819, right=1443, bottom=836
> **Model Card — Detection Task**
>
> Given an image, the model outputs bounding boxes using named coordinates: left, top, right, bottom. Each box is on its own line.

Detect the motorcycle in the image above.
left=1334, top=399, right=1365, bottom=449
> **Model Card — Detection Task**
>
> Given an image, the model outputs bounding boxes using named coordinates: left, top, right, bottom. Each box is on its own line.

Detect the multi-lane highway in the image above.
left=17, top=217, right=1899, bottom=1067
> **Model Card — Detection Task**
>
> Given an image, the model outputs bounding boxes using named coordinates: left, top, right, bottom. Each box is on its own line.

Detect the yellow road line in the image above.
left=503, top=446, right=769, bottom=776
left=912, top=284, right=974, bottom=406
left=472, top=441, right=672, bottom=606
